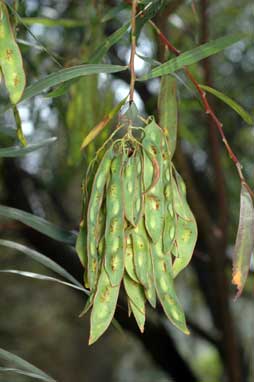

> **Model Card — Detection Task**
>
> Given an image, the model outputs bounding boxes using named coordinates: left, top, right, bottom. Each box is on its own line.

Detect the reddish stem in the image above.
left=149, top=21, right=254, bottom=197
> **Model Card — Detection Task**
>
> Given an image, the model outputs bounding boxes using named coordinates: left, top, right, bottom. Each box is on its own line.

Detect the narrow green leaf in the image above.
left=45, top=80, right=76, bottom=98
left=89, top=265, right=120, bottom=345
left=0, top=367, right=53, bottom=381
left=0, top=239, right=83, bottom=289
left=136, top=52, right=160, bottom=66
left=232, top=184, right=254, bottom=299
left=0, top=204, right=76, bottom=245
left=21, top=17, right=85, bottom=28
left=19, top=64, right=127, bottom=104
left=16, top=38, right=44, bottom=51
left=90, top=2, right=155, bottom=63
left=101, top=4, right=128, bottom=23
left=89, top=24, right=130, bottom=64
left=158, top=75, right=178, bottom=158
left=139, top=33, right=246, bottom=81
left=0, top=270, right=88, bottom=294
left=136, top=0, right=164, bottom=38
left=81, top=97, right=127, bottom=149
left=0, top=348, right=56, bottom=382
left=200, top=84, right=253, bottom=125
left=0, top=137, right=57, bottom=157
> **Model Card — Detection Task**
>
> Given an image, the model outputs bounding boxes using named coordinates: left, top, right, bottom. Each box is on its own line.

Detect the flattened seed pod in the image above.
left=163, top=186, right=176, bottom=254
left=96, top=202, right=106, bottom=246
left=171, top=173, right=193, bottom=221
left=89, top=264, right=120, bottom=345
left=151, top=239, right=189, bottom=334
left=174, top=169, right=187, bottom=195
left=132, top=218, right=149, bottom=288
left=172, top=216, right=198, bottom=278
left=163, top=170, right=176, bottom=254
left=104, top=154, right=125, bottom=287
left=133, top=152, right=143, bottom=226
left=0, top=2, right=26, bottom=104
left=125, top=235, right=139, bottom=283
left=144, top=243, right=156, bottom=308
left=87, top=147, right=114, bottom=291
left=123, top=153, right=136, bottom=225
left=161, top=139, right=176, bottom=254
left=142, top=120, right=165, bottom=243
left=142, top=147, right=154, bottom=192
left=123, top=273, right=146, bottom=315
left=171, top=169, right=197, bottom=272
left=75, top=219, right=89, bottom=288
left=127, top=296, right=145, bottom=333
left=76, top=219, right=87, bottom=268
left=124, top=274, right=146, bottom=332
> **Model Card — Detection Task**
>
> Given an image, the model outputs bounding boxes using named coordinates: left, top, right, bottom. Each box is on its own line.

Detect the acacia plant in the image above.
left=0, top=1, right=253, bottom=381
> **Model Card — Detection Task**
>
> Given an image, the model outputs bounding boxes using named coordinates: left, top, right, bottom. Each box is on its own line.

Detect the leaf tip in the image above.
left=232, top=270, right=243, bottom=300
left=232, top=270, right=242, bottom=287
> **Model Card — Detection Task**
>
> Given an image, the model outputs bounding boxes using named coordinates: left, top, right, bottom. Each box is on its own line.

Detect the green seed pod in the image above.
left=76, top=219, right=87, bottom=268
left=171, top=172, right=193, bottom=221
left=87, top=147, right=114, bottom=291
left=163, top=188, right=176, bottom=254
left=132, top=218, right=149, bottom=288
left=142, top=119, right=165, bottom=243
left=123, top=273, right=146, bottom=314
left=151, top=239, right=189, bottom=335
left=133, top=152, right=144, bottom=226
left=123, top=153, right=136, bottom=225
left=98, top=235, right=105, bottom=259
left=127, top=297, right=145, bottom=333
left=125, top=234, right=139, bottom=283
left=124, top=273, right=146, bottom=332
left=79, top=235, right=105, bottom=318
left=89, top=264, right=120, bottom=345
left=75, top=219, right=89, bottom=288
left=142, top=147, right=154, bottom=192
left=96, top=201, right=106, bottom=245
left=144, top=243, right=156, bottom=308
left=162, top=142, right=176, bottom=254
left=174, top=169, right=187, bottom=196
left=104, top=154, right=125, bottom=287
left=0, top=2, right=26, bottom=104
left=171, top=169, right=197, bottom=274
left=172, top=216, right=198, bottom=278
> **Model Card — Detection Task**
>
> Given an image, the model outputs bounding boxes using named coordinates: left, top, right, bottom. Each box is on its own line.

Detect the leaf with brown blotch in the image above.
left=232, top=184, right=254, bottom=299
left=80, top=97, right=127, bottom=149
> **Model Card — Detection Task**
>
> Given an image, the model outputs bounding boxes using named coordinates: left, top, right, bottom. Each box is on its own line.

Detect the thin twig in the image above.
left=129, top=0, right=138, bottom=103
left=149, top=20, right=254, bottom=198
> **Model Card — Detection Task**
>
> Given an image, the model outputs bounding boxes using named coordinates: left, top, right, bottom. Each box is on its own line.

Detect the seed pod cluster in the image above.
left=77, top=117, right=197, bottom=344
